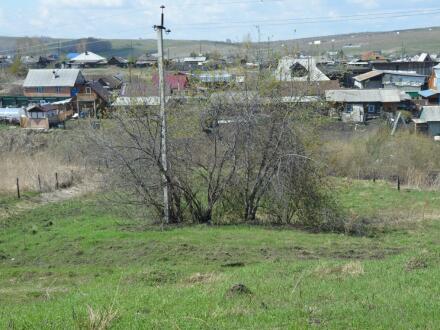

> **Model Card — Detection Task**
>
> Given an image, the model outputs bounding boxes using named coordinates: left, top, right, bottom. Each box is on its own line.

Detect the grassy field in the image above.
left=1, top=180, right=440, bottom=329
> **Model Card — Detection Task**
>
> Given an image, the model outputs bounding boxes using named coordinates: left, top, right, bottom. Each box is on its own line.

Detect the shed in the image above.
left=413, top=106, right=440, bottom=137
left=418, top=89, right=440, bottom=105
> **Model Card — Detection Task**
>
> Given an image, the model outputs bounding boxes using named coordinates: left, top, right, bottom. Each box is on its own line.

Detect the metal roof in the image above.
left=183, top=56, right=207, bottom=62
left=112, top=96, right=161, bottom=106
left=420, top=106, right=440, bottom=122
left=71, top=51, right=107, bottom=63
left=419, top=89, right=440, bottom=98
left=326, top=89, right=404, bottom=103
left=52, top=98, right=72, bottom=105
left=354, top=70, right=384, bottom=82
left=23, top=69, right=82, bottom=88
left=355, top=70, right=426, bottom=82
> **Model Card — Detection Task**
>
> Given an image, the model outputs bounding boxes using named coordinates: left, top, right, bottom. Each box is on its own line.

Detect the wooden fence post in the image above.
left=55, top=172, right=59, bottom=190
left=16, top=178, right=20, bottom=199
left=38, top=175, right=42, bottom=193
left=397, top=176, right=401, bottom=191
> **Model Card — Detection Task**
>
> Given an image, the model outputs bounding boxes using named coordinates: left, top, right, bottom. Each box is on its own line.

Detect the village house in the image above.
left=23, top=69, right=86, bottom=99
left=183, top=56, right=207, bottom=66
left=418, top=64, right=440, bottom=105
left=326, top=89, right=409, bottom=123
left=275, top=57, right=330, bottom=82
left=82, top=73, right=124, bottom=91
left=75, top=81, right=111, bottom=118
left=136, top=54, right=158, bottom=67
left=361, top=51, right=386, bottom=62
left=152, top=72, right=189, bottom=94
left=108, top=56, right=129, bottom=68
left=353, top=70, right=426, bottom=98
left=372, top=53, right=439, bottom=76
left=69, top=51, right=108, bottom=68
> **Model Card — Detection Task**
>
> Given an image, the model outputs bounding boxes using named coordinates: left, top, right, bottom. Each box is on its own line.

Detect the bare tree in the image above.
left=85, top=73, right=341, bottom=231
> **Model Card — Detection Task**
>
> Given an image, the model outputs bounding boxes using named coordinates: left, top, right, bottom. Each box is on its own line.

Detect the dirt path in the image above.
left=1, top=183, right=94, bottom=220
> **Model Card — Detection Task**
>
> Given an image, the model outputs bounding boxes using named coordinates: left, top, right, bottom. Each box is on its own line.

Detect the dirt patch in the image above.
left=226, top=284, right=253, bottom=298
left=221, top=262, right=245, bottom=268
left=405, top=257, right=428, bottom=271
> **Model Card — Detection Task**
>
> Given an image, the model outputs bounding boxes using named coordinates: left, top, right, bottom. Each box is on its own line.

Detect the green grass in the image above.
left=337, top=179, right=440, bottom=221
left=1, top=180, right=440, bottom=328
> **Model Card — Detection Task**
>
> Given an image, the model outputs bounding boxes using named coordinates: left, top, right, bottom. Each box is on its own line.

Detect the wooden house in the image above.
left=76, top=81, right=111, bottom=118
left=326, top=89, right=409, bottom=123
left=82, top=73, right=123, bottom=91
left=108, top=56, right=129, bottom=68
left=23, top=69, right=86, bottom=98
left=353, top=70, right=426, bottom=98
left=136, top=54, right=158, bottom=67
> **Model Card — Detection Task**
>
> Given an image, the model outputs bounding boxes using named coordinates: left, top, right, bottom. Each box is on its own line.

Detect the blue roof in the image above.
left=419, top=89, right=440, bottom=98
left=66, top=53, right=80, bottom=60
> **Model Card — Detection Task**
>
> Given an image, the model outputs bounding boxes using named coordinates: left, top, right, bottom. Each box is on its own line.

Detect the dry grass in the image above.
left=0, top=152, right=84, bottom=194
left=85, top=305, right=119, bottom=330
left=314, top=261, right=365, bottom=278
left=185, top=272, right=222, bottom=285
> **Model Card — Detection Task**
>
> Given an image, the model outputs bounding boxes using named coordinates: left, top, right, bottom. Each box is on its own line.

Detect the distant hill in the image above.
left=272, top=26, right=440, bottom=57
left=0, top=36, right=241, bottom=59
left=1, top=26, right=440, bottom=59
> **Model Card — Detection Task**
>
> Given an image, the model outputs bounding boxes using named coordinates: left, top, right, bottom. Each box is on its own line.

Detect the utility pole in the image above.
left=255, top=25, right=261, bottom=67
left=129, top=40, right=133, bottom=83
left=154, top=5, right=171, bottom=224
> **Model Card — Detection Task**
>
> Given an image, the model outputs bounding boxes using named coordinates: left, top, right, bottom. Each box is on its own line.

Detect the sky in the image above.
left=1, top=0, right=440, bottom=41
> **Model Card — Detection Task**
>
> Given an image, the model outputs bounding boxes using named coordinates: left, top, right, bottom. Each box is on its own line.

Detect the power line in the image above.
left=173, top=8, right=440, bottom=29
left=2, top=7, right=440, bottom=55
left=174, top=7, right=440, bottom=27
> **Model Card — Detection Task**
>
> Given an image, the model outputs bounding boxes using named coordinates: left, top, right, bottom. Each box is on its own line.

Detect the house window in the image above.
left=367, top=104, right=376, bottom=114
left=36, top=87, right=44, bottom=93
left=56, top=87, right=62, bottom=94
left=30, top=112, right=45, bottom=119
left=85, top=87, right=92, bottom=94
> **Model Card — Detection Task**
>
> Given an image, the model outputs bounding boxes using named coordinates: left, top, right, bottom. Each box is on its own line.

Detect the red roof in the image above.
left=152, top=72, right=189, bottom=91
